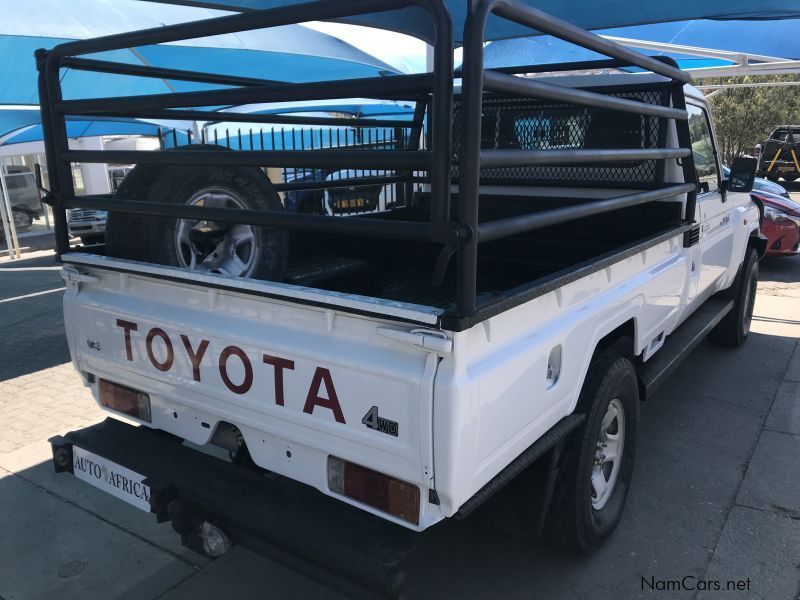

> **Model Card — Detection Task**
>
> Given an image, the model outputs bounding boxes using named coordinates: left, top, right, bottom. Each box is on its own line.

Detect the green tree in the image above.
left=706, top=74, right=800, bottom=165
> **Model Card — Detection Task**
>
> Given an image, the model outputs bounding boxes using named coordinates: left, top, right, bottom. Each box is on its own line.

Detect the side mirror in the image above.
left=727, top=156, right=757, bottom=193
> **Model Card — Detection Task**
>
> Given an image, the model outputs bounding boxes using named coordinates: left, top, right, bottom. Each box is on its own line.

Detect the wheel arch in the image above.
left=569, top=315, right=639, bottom=415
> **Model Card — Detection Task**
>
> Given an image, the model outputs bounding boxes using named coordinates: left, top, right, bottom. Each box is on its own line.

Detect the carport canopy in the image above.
left=1, top=0, right=399, bottom=106
left=483, top=19, right=800, bottom=75
left=141, top=0, right=800, bottom=45
left=0, top=0, right=402, bottom=145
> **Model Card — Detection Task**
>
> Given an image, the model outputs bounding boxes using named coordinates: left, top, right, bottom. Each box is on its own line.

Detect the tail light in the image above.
left=328, top=456, right=420, bottom=525
left=99, top=379, right=151, bottom=422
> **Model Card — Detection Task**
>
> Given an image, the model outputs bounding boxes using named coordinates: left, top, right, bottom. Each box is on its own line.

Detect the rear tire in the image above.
left=709, top=248, right=758, bottom=347
left=106, top=150, right=287, bottom=281
left=545, top=353, right=639, bottom=553
left=12, top=209, right=32, bottom=232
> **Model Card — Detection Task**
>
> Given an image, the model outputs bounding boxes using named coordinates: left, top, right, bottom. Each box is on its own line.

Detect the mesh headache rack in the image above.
left=36, top=0, right=696, bottom=327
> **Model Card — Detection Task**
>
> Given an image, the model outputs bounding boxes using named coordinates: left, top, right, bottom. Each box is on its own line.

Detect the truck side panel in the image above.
left=432, top=234, right=689, bottom=516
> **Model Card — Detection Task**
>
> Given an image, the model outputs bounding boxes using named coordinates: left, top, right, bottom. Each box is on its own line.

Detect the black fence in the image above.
left=36, top=0, right=694, bottom=323
left=155, top=123, right=413, bottom=214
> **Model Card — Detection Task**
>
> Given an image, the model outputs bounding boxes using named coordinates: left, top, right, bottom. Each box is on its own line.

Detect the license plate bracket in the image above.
left=71, top=445, right=152, bottom=512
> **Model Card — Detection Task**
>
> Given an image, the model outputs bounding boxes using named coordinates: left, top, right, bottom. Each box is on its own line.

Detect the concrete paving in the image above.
left=1, top=250, right=798, bottom=600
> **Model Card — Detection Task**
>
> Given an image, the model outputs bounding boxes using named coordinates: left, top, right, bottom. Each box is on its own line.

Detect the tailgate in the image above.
left=60, top=254, right=447, bottom=530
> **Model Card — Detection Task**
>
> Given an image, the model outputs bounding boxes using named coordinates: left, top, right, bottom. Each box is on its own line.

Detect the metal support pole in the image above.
left=426, top=1, right=454, bottom=225
left=670, top=82, right=698, bottom=221
left=455, top=1, right=492, bottom=316
left=37, top=162, right=52, bottom=230
left=36, top=49, right=72, bottom=256
left=0, top=158, right=21, bottom=259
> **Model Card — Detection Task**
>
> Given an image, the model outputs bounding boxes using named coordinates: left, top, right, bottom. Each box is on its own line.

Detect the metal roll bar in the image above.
left=36, top=0, right=694, bottom=324
left=56, top=74, right=435, bottom=115
left=478, top=183, right=695, bottom=243
left=62, top=149, right=432, bottom=170
left=86, top=109, right=417, bottom=130
left=482, top=70, right=688, bottom=120
left=480, top=148, right=690, bottom=169
left=456, top=0, right=693, bottom=315
left=63, top=195, right=434, bottom=241
left=61, top=57, right=281, bottom=88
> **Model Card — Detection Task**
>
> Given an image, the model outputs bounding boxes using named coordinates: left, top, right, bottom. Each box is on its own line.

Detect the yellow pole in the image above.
left=790, top=148, right=800, bottom=174
left=766, top=148, right=782, bottom=173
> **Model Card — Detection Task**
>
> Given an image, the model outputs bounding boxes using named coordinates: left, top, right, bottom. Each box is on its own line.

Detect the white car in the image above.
left=67, top=208, right=106, bottom=244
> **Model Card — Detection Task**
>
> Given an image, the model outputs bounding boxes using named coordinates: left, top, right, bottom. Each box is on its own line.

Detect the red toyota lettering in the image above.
left=116, top=319, right=138, bottom=361
left=219, top=345, right=253, bottom=394
left=181, top=335, right=210, bottom=382
left=263, top=354, right=295, bottom=406
left=146, top=327, right=174, bottom=372
left=303, top=367, right=345, bottom=424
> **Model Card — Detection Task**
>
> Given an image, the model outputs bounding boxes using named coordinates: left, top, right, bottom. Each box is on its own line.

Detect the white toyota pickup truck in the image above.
left=39, top=2, right=765, bottom=596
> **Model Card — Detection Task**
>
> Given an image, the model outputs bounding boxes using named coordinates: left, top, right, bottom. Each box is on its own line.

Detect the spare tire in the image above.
left=106, top=149, right=287, bottom=281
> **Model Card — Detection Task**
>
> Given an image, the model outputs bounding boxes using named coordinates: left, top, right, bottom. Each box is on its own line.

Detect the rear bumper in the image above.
left=50, top=418, right=420, bottom=599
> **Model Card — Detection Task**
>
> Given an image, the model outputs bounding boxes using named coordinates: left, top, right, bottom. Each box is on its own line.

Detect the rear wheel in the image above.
left=106, top=151, right=287, bottom=281
left=545, top=353, right=639, bottom=553
left=709, top=248, right=758, bottom=347
left=12, top=209, right=32, bottom=232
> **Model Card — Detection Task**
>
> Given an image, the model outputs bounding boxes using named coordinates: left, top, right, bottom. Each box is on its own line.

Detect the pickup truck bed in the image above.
left=294, top=196, right=685, bottom=312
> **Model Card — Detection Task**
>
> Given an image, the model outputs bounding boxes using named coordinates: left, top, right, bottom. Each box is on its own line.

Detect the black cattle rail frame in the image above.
left=36, top=0, right=696, bottom=326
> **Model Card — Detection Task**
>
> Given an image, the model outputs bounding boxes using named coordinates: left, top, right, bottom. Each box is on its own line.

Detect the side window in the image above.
left=687, top=104, right=719, bottom=194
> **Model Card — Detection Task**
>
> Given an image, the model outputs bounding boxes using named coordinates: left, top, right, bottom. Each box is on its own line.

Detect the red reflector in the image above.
left=99, top=379, right=151, bottom=422
left=328, top=457, right=420, bottom=525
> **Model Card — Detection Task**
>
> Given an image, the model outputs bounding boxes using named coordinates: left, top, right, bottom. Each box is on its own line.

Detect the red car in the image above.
left=752, top=190, right=800, bottom=257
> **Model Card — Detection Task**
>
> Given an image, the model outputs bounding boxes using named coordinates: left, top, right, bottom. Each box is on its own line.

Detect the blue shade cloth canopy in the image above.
left=484, top=19, right=800, bottom=69
left=0, top=108, right=190, bottom=146
left=139, top=0, right=800, bottom=45
left=0, top=0, right=400, bottom=105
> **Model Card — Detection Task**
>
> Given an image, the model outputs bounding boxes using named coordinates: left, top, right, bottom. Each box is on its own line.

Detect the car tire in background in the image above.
left=545, top=352, right=639, bottom=553
left=106, top=146, right=288, bottom=281
left=12, top=209, right=32, bottom=232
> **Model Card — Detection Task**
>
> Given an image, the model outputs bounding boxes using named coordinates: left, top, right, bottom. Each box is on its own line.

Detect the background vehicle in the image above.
left=67, top=208, right=107, bottom=245
left=723, top=164, right=789, bottom=198
left=66, top=166, right=131, bottom=245
left=322, top=169, right=396, bottom=215
left=756, top=126, right=800, bottom=182
left=752, top=189, right=800, bottom=256
left=41, top=4, right=763, bottom=596
left=282, top=168, right=398, bottom=216
left=1, top=165, right=42, bottom=232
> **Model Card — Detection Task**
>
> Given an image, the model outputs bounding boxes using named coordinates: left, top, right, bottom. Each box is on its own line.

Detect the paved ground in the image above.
left=1, top=247, right=799, bottom=599
left=1, top=216, right=60, bottom=258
